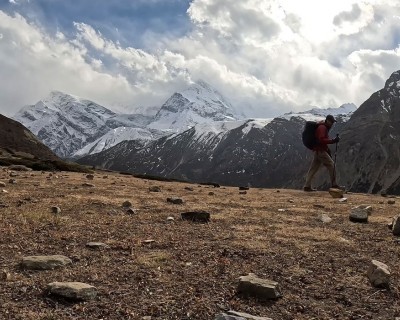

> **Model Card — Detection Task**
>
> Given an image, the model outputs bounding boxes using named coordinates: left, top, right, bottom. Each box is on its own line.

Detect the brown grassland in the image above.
left=0, top=168, right=399, bottom=320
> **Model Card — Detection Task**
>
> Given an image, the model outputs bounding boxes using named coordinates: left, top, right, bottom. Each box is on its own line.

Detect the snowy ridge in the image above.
left=73, top=127, right=164, bottom=157
left=279, top=103, right=357, bottom=122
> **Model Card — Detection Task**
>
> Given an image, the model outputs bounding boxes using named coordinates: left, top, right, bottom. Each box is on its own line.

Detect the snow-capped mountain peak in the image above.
left=148, top=80, right=241, bottom=132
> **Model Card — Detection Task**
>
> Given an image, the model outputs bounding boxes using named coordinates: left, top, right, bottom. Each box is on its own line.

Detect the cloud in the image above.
left=1, top=0, right=400, bottom=118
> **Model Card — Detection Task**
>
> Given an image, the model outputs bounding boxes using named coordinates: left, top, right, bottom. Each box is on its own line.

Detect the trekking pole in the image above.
left=333, top=134, right=339, bottom=182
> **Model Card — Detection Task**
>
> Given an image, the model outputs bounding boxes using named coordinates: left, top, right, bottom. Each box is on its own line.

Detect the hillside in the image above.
left=0, top=114, right=59, bottom=161
left=337, top=70, right=400, bottom=195
left=0, top=168, right=399, bottom=319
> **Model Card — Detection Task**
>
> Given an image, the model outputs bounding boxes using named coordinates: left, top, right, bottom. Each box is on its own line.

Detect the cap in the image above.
left=326, top=114, right=337, bottom=123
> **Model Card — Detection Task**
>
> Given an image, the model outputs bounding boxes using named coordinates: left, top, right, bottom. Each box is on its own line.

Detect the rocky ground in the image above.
left=0, top=167, right=399, bottom=320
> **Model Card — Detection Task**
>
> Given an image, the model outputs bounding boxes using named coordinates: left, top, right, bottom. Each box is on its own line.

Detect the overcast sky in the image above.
left=1, top=0, right=400, bottom=117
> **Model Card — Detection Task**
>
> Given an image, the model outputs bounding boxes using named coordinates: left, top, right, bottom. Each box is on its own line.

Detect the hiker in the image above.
left=303, top=115, right=340, bottom=192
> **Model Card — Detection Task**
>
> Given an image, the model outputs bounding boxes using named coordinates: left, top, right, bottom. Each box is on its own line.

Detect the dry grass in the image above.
left=0, top=168, right=399, bottom=319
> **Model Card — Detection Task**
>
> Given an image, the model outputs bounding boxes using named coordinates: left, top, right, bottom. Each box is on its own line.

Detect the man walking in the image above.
left=304, top=115, right=340, bottom=192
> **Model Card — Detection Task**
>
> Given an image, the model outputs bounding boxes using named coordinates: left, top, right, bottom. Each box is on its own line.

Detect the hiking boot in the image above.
left=304, top=187, right=317, bottom=192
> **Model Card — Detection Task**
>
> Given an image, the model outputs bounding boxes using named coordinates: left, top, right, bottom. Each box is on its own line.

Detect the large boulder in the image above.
left=46, top=282, right=97, bottom=301
left=237, top=273, right=282, bottom=300
left=20, top=255, right=72, bottom=270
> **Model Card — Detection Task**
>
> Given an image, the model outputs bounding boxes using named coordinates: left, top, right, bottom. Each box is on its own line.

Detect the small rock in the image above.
left=103, top=176, right=108, bottom=179
left=82, top=183, right=95, bottom=187
left=329, top=188, right=344, bottom=199
left=226, top=311, right=272, bottom=320
left=122, top=201, right=132, bottom=208
left=215, top=314, right=245, bottom=320
left=8, top=179, right=17, bottom=184
left=46, top=282, right=97, bottom=301
left=126, top=208, right=136, bottom=215
left=2, top=189, right=8, bottom=193
left=237, top=273, right=282, bottom=300
left=167, top=216, right=175, bottom=222
left=181, top=211, right=210, bottom=223
left=349, top=205, right=371, bottom=223
left=149, top=186, right=161, bottom=192
left=388, top=200, right=396, bottom=205
left=288, top=199, right=294, bottom=203
left=239, top=186, right=249, bottom=191
left=388, top=221, right=394, bottom=230
left=379, top=201, right=384, bottom=204
left=184, top=187, right=194, bottom=191
left=318, top=214, right=332, bottom=223
left=86, top=242, right=110, bottom=250
left=367, top=260, right=390, bottom=288
left=278, top=209, right=286, bottom=212
left=314, top=204, right=325, bottom=209
left=239, top=191, right=247, bottom=195
left=143, top=239, right=155, bottom=244
left=1, top=270, right=11, bottom=281
left=51, top=206, right=61, bottom=214
left=9, top=172, right=18, bottom=177
left=392, top=215, right=400, bottom=236
left=21, top=255, right=72, bottom=270
left=86, top=174, right=95, bottom=180
left=209, top=192, right=215, bottom=196
left=167, top=197, right=184, bottom=205
left=0, top=182, right=5, bottom=187
left=339, top=198, right=348, bottom=203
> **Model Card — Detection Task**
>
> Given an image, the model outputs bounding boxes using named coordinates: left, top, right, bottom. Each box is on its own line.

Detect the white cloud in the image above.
left=1, top=0, right=400, bottom=118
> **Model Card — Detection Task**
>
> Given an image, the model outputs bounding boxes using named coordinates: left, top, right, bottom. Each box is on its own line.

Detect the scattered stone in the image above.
left=278, top=209, right=286, bottom=212
left=86, top=174, right=95, bottom=180
left=1, top=270, right=11, bottom=281
left=0, top=182, right=5, bottom=187
left=0, top=203, right=9, bottom=208
left=2, top=189, right=8, bottom=193
left=122, top=201, right=132, bottom=208
left=9, top=165, right=31, bottom=171
left=149, top=186, right=161, bottom=192
left=86, top=242, right=110, bottom=250
left=349, top=205, right=371, bottom=223
left=339, top=198, right=348, bottom=203
left=20, top=255, right=72, bottom=270
left=46, top=282, right=97, bottom=301
left=82, top=183, right=95, bottom=188
left=181, top=211, right=210, bottom=223
left=126, top=208, right=136, bottom=215
left=209, top=192, right=215, bottom=196
left=379, top=201, right=384, bottom=204
left=318, top=214, right=332, bottom=223
left=237, top=273, right=282, bottom=300
left=215, top=314, right=245, bottom=320
left=313, top=204, right=325, bottom=209
left=388, top=221, right=394, bottom=230
left=167, top=216, right=175, bottom=222
left=9, top=172, right=18, bottom=177
left=388, top=200, right=396, bottom=205
left=51, top=206, right=61, bottom=214
left=329, top=188, right=344, bottom=199
left=167, top=197, right=184, bottom=205
left=392, top=215, right=400, bottom=236
left=142, top=239, right=155, bottom=245
left=288, top=199, right=294, bottom=203
left=184, top=187, right=194, bottom=191
left=276, top=190, right=280, bottom=193
left=226, top=311, right=272, bottom=320
left=103, top=176, right=108, bottom=179
left=239, top=191, right=247, bottom=195
left=367, top=260, right=390, bottom=288
left=8, top=179, right=17, bottom=184
left=239, top=186, right=249, bottom=191
left=142, top=317, right=152, bottom=320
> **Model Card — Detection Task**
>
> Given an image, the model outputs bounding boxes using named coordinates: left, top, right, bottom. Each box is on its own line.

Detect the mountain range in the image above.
left=12, top=72, right=400, bottom=194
